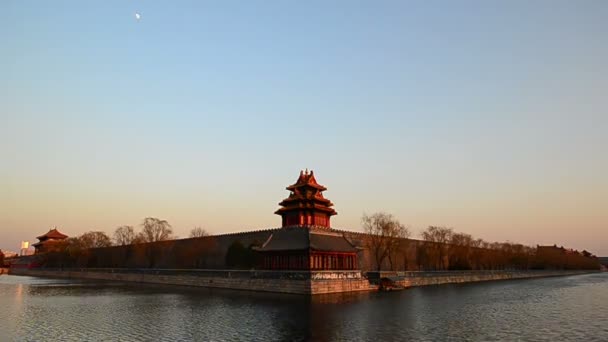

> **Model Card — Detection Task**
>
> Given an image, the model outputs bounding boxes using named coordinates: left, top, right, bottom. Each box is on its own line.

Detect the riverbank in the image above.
left=4, top=271, right=607, bottom=341
left=9, top=268, right=596, bottom=294
left=0, top=268, right=8, bottom=275
left=9, top=268, right=374, bottom=294
left=368, top=270, right=594, bottom=290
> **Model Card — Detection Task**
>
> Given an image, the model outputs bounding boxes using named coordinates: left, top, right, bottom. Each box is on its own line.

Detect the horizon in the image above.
left=9, top=213, right=601, bottom=256
left=1, top=1, right=607, bottom=255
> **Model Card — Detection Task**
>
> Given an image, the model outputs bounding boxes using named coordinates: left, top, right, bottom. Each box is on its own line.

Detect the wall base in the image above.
left=8, top=268, right=596, bottom=295
left=8, top=268, right=376, bottom=295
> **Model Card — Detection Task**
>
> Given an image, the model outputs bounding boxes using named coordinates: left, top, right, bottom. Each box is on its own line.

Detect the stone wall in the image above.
left=369, top=270, right=594, bottom=288
left=47, top=229, right=277, bottom=269
left=39, top=228, right=411, bottom=271
left=8, top=268, right=375, bottom=295
left=9, top=268, right=595, bottom=295
left=341, top=230, right=420, bottom=271
left=37, top=227, right=599, bottom=271
left=311, top=279, right=373, bottom=294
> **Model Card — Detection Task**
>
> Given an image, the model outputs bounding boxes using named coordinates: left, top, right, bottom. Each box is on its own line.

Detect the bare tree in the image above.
left=389, top=237, right=412, bottom=271
left=362, top=212, right=410, bottom=271
left=421, top=226, right=453, bottom=270
left=189, top=226, right=209, bottom=238
left=113, top=226, right=136, bottom=246
left=79, top=231, right=113, bottom=249
left=64, top=237, right=85, bottom=266
left=139, top=217, right=173, bottom=243
left=448, top=232, right=474, bottom=269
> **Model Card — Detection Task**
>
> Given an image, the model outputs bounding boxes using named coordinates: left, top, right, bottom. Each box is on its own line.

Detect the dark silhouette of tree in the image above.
left=31, top=218, right=600, bottom=271
left=189, top=226, right=209, bottom=238
left=362, top=212, right=410, bottom=271
left=63, top=237, right=85, bottom=267
left=225, top=240, right=255, bottom=269
left=416, top=242, right=430, bottom=270
left=79, top=231, right=112, bottom=249
left=0, top=249, right=4, bottom=267
left=448, top=232, right=474, bottom=270
left=469, top=238, right=487, bottom=270
left=113, top=226, right=136, bottom=246
left=43, top=233, right=110, bottom=267
left=139, top=218, right=173, bottom=243
left=393, top=238, right=413, bottom=271
left=421, top=226, right=453, bottom=270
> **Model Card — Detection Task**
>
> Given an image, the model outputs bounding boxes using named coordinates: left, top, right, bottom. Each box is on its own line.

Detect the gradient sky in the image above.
left=1, top=1, right=607, bottom=255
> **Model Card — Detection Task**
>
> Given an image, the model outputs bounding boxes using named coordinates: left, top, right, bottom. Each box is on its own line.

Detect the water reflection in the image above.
left=1, top=274, right=608, bottom=341
left=15, top=283, right=23, bottom=301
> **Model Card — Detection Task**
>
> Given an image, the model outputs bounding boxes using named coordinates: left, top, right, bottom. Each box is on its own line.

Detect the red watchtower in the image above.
left=33, top=228, right=68, bottom=254
left=258, top=170, right=358, bottom=270
left=275, top=169, right=337, bottom=228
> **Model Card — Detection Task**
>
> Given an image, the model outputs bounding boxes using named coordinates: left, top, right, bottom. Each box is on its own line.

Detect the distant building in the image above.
left=598, top=257, right=608, bottom=271
left=2, top=251, right=18, bottom=258
left=21, top=249, right=35, bottom=256
left=257, top=170, right=359, bottom=270
left=32, top=228, right=68, bottom=254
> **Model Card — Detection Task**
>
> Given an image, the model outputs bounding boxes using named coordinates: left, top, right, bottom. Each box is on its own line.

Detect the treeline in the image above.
left=41, top=239, right=260, bottom=270
left=415, top=236, right=599, bottom=271
left=38, top=219, right=264, bottom=269
left=39, top=218, right=218, bottom=268
left=35, top=214, right=600, bottom=271
left=361, top=213, right=600, bottom=271
left=42, top=218, right=208, bottom=252
left=42, top=237, right=222, bottom=269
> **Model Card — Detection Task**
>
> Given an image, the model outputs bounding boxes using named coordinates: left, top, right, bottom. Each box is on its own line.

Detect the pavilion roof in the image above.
left=257, top=226, right=358, bottom=253
left=286, top=170, right=327, bottom=191
left=274, top=203, right=337, bottom=215
left=36, top=228, right=68, bottom=240
left=275, top=170, right=337, bottom=218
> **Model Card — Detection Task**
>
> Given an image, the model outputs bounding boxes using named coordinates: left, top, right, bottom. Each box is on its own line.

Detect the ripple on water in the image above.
left=1, top=273, right=608, bottom=341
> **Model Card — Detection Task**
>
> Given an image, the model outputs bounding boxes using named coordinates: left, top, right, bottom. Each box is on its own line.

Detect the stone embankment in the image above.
left=368, top=270, right=595, bottom=290
left=9, top=268, right=374, bottom=295
left=9, top=268, right=595, bottom=294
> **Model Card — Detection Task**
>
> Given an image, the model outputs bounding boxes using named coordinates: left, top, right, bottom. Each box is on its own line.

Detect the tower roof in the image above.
left=36, top=228, right=68, bottom=240
left=257, top=227, right=357, bottom=253
left=275, top=170, right=337, bottom=225
left=286, top=169, right=327, bottom=191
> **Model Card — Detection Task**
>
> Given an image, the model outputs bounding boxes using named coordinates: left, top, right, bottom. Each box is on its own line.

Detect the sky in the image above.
left=1, top=1, right=607, bottom=255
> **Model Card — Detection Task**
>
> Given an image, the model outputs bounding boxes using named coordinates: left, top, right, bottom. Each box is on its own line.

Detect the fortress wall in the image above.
left=62, top=229, right=277, bottom=269
left=9, top=268, right=594, bottom=295
left=35, top=228, right=600, bottom=271
left=9, top=268, right=311, bottom=294
left=341, top=231, right=421, bottom=271
left=377, top=270, right=594, bottom=288
left=8, top=268, right=376, bottom=294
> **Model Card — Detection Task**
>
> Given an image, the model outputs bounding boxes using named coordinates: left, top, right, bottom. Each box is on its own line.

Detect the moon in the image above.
left=135, top=13, right=141, bottom=20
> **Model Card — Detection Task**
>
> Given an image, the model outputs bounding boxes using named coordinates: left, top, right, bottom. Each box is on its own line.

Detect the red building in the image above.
left=33, top=228, right=68, bottom=254
left=258, top=170, right=359, bottom=270
left=274, top=169, right=337, bottom=227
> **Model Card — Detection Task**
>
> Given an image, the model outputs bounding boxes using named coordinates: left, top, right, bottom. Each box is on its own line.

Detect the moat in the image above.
left=1, top=273, right=607, bottom=341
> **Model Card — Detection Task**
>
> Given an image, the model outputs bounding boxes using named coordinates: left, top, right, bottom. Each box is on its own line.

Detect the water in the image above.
left=1, top=273, right=607, bottom=341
